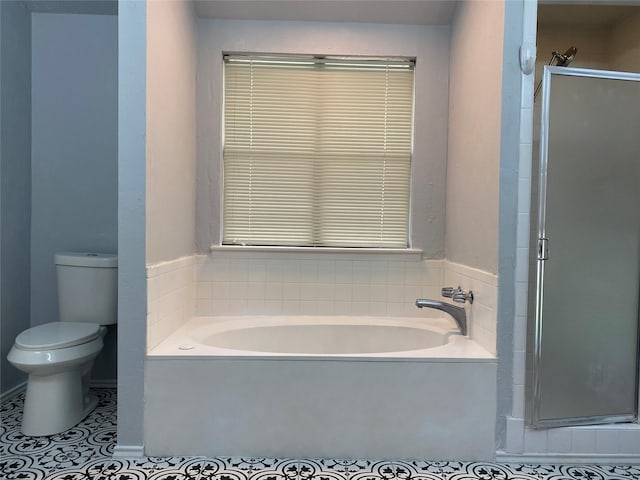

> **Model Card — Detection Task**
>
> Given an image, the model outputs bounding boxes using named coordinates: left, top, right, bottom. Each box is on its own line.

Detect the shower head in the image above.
left=552, top=46, right=578, bottom=67
left=533, top=46, right=578, bottom=101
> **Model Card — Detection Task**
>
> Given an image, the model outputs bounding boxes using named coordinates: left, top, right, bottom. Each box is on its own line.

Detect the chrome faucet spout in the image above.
left=415, top=299, right=467, bottom=336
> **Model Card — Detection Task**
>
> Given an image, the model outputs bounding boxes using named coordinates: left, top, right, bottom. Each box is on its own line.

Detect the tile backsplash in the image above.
left=444, top=260, right=498, bottom=355
left=195, top=252, right=444, bottom=318
left=145, top=251, right=497, bottom=355
left=146, top=255, right=195, bottom=351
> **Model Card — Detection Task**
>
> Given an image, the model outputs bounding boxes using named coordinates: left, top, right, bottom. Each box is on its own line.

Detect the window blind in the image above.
left=223, top=54, right=414, bottom=248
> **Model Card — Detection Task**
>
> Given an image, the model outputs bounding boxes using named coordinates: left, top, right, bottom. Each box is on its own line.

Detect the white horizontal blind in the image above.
left=223, top=55, right=414, bottom=248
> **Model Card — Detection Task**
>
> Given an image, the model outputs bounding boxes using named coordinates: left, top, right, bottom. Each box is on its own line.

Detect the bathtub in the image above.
left=145, top=316, right=497, bottom=460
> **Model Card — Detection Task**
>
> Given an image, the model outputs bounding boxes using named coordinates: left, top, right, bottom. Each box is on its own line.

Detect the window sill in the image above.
left=209, top=244, right=423, bottom=260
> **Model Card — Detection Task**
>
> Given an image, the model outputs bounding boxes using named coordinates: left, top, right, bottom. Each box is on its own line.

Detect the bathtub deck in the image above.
left=2, top=388, right=639, bottom=479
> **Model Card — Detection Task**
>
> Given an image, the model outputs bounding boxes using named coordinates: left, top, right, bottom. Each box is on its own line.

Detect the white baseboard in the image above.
left=112, top=444, right=145, bottom=458
left=0, top=381, right=27, bottom=403
left=496, top=451, right=640, bottom=465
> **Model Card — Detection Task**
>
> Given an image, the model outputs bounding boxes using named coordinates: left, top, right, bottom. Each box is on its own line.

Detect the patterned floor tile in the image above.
left=1, top=388, right=640, bottom=479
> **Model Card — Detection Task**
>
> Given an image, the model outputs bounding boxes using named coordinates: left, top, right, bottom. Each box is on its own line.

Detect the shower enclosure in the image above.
left=528, top=66, right=640, bottom=428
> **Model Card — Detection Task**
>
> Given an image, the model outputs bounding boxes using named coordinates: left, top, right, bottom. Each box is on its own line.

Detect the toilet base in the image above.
left=22, top=367, right=98, bottom=437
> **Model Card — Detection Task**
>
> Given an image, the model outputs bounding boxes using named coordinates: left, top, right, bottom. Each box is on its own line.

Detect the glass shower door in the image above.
left=531, top=67, right=640, bottom=427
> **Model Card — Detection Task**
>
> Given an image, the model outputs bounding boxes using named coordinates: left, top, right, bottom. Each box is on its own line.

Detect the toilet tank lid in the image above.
left=15, top=322, right=101, bottom=350
left=55, top=252, right=117, bottom=268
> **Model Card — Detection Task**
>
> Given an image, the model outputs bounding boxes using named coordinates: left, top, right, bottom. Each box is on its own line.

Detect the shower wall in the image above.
left=609, top=10, right=640, bottom=72
left=503, top=4, right=640, bottom=460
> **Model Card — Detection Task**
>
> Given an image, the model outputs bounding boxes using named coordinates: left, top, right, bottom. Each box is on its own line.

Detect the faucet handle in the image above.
left=441, top=287, right=456, bottom=298
left=452, top=290, right=474, bottom=304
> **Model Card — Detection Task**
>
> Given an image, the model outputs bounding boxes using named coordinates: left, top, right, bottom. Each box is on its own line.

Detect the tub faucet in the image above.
left=415, top=299, right=468, bottom=336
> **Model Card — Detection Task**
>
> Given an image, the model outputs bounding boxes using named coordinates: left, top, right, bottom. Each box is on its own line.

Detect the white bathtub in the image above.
left=149, top=316, right=493, bottom=359
left=145, top=316, right=497, bottom=460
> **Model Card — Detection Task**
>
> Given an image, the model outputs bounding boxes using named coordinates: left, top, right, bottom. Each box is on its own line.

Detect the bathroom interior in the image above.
left=1, top=0, right=639, bottom=468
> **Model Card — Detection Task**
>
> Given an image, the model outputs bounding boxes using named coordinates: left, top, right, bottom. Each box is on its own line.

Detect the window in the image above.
left=222, top=54, right=414, bottom=248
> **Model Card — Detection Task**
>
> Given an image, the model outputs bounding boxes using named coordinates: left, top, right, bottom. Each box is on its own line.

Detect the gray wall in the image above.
left=30, top=12, right=118, bottom=380
left=0, top=0, right=32, bottom=396
left=146, top=0, right=196, bottom=264
left=446, top=0, right=504, bottom=275
left=196, top=19, right=450, bottom=257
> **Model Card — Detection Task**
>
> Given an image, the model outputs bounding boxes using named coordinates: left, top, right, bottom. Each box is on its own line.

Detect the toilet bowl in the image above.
left=7, top=252, right=117, bottom=436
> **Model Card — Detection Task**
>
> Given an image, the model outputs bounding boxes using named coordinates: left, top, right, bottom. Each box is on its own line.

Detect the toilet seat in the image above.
left=15, top=322, right=101, bottom=351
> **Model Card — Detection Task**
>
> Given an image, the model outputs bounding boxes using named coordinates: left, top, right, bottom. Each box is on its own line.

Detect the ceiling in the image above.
left=194, top=0, right=458, bottom=25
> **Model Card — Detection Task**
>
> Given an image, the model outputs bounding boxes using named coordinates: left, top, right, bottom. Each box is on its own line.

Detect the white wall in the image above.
left=145, top=0, right=197, bottom=350
left=446, top=0, right=504, bottom=275
left=146, top=0, right=197, bottom=265
left=30, top=12, right=118, bottom=380
left=196, top=19, right=451, bottom=258
left=0, top=0, right=31, bottom=396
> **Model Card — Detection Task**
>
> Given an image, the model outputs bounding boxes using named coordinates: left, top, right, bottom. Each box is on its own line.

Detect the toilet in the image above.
left=7, top=252, right=117, bottom=436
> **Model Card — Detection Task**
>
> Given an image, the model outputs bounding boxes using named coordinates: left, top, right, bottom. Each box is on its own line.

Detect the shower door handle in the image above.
left=538, top=237, right=549, bottom=261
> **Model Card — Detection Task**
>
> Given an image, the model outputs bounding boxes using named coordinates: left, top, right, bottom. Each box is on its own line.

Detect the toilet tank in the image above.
left=55, top=252, right=118, bottom=325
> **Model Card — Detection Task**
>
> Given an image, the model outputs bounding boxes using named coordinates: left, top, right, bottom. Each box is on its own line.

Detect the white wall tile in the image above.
left=300, top=260, right=318, bottom=283
left=515, top=248, right=529, bottom=283
left=196, top=282, right=211, bottom=299
left=523, top=428, right=548, bottom=453
left=512, top=350, right=526, bottom=386
left=212, top=282, right=230, bottom=300
left=619, top=429, right=640, bottom=454
left=334, top=260, right=353, bottom=283
left=317, top=261, right=335, bottom=283
left=192, top=254, right=470, bottom=321
left=194, top=299, right=212, bottom=316
left=518, top=178, right=532, bottom=214
left=264, top=299, right=282, bottom=314
left=518, top=143, right=533, bottom=181
left=386, top=262, right=405, bottom=285
left=265, top=282, right=283, bottom=301
left=147, top=255, right=195, bottom=351
left=519, top=107, right=533, bottom=144
left=516, top=213, right=530, bottom=248
left=369, top=262, right=387, bottom=285
left=515, top=282, right=528, bottom=317
left=334, top=284, right=352, bottom=302
left=283, top=283, right=300, bottom=300
left=505, top=417, right=524, bottom=454
left=513, top=315, right=527, bottom=352
left=317, top=283, right=335, bottom=301
left=352, top=262, right=371, bottom=284
left=571, top=428, right=596, bottom=453
left=595, top=429, right=620, bottom=454
left=247, top=298, right=265, bottom=312
left=300, top=300, right=318, bottom=314
left=281, top=300, right=300, bottom=315
left=547, top=428, right=572, bottom=454
left=404, top=261, right=422, bottom=286
left=512, top=384, right=525, bottom=419
left=352, top=284, right=371, bottom=303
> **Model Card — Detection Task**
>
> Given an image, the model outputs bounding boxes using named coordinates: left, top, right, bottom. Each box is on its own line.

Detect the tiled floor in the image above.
left=2, top=388, right=640, bottom=480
